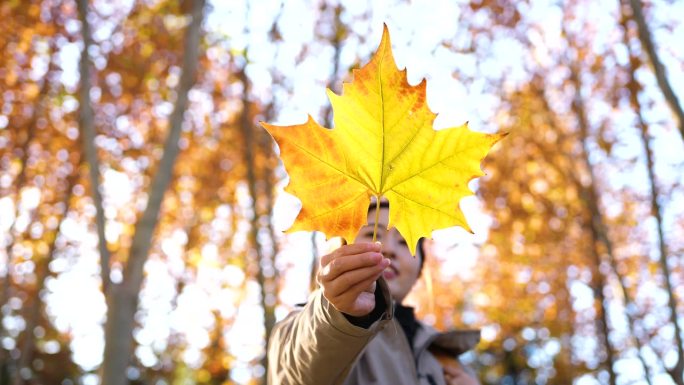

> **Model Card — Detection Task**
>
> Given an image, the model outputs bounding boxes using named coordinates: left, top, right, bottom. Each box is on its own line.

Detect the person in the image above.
left=267, top=200, right=481, bottom=385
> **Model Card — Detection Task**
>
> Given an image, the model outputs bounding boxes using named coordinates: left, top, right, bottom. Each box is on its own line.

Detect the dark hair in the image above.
left=369, top=200, right=426, bottom=274
left=416, top=237, right=426, bottom=276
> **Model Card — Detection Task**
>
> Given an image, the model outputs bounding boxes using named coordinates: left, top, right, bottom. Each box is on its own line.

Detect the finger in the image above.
left=364, top=280, right=377, bottom=294
left=319, top=251, right=384, bottom=282
left=325, top=260, right=389, bottom=298
left=443, top=364, right=478, bottom=385
left=320, top=242, right=381, bottom=267
left=342, top=272, right=384, bottom=304
left=320, top=242, right=381, bottom=268
left=442, top=364, right=465, bottom=376
left=443, top=371, right=465, bottom=385
left=334, top=274, right=383, bottom=315
left=348, top=291, right=376, bottom=316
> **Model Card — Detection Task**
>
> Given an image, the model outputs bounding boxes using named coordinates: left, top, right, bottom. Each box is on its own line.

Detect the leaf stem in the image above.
left=372, top=196, right=380, bottom=242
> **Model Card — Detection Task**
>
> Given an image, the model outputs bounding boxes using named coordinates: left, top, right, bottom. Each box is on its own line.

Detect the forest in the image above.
left=1, top=0, right=683, bottom=384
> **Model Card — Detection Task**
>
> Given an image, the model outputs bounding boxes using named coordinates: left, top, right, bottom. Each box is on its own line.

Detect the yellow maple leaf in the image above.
left=261, top=25, right=506, bottom=254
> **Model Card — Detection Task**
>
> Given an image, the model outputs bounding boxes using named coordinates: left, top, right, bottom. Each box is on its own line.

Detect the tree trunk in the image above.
left=14, top=151, right=81, bottom=385
left=259, top=102, right=280, bottom=297
left=237, top=67, right=276, bottom=380
left=568, top=65, right=618, bottom=385
left=76, top=0, right=110, bottom=292
left=621, top=4, right=684, bottom=382
left=533, top=77, right=654, bottom=384
left=622, top=24, right=684, bottom=385
left=0, top=33, right=57, bottom=383
left=100, top=1, right=205, bottom=384
left=627, top=0, right=684, bottom=142
left=634, top=80, right=684, bottom=385
left=309, top=4, right=345, bottom=290
left=0, top=75, right=37, bottom=384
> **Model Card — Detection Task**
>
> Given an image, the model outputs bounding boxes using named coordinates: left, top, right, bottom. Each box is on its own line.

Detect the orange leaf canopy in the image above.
left=262, top=25, right=505, bottom=254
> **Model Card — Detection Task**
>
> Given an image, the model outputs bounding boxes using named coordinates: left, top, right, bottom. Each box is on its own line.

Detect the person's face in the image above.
left=354, top=206, right=421, bottom=303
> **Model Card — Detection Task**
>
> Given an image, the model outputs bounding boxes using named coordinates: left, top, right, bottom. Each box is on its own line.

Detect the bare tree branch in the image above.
left=77, top=0, right=111, bottom=293
left=100, top=1, right=206, bottom=384
left=628, top=0, right=684, bottom=141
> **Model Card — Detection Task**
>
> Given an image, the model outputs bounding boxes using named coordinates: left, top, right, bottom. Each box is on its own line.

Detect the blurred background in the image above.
left=1, top=0, right=683, bottom=384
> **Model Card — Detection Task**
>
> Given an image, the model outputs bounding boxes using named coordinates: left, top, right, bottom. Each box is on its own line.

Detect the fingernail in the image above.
left=380, top=258, right=390, bottom=268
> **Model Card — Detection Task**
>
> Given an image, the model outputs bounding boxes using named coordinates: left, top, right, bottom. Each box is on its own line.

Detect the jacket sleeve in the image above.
left=267, top=282, right=393, bottom=385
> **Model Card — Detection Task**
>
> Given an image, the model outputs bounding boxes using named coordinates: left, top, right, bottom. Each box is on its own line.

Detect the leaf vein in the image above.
left=390, top=189, right=461, bottom=221
left=304, top=190, right=368, bottom=220
left=383, top=143, right=483, bottom=193
left=288, top=139, right=367, bottom=189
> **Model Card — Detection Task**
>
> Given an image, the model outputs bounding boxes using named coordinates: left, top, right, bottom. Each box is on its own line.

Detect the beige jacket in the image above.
left=268, top=280, right=480, bottom=385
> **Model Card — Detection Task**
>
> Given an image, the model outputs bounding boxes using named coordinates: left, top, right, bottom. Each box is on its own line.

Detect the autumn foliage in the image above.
left=1, top=1, right=683, bottom=385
